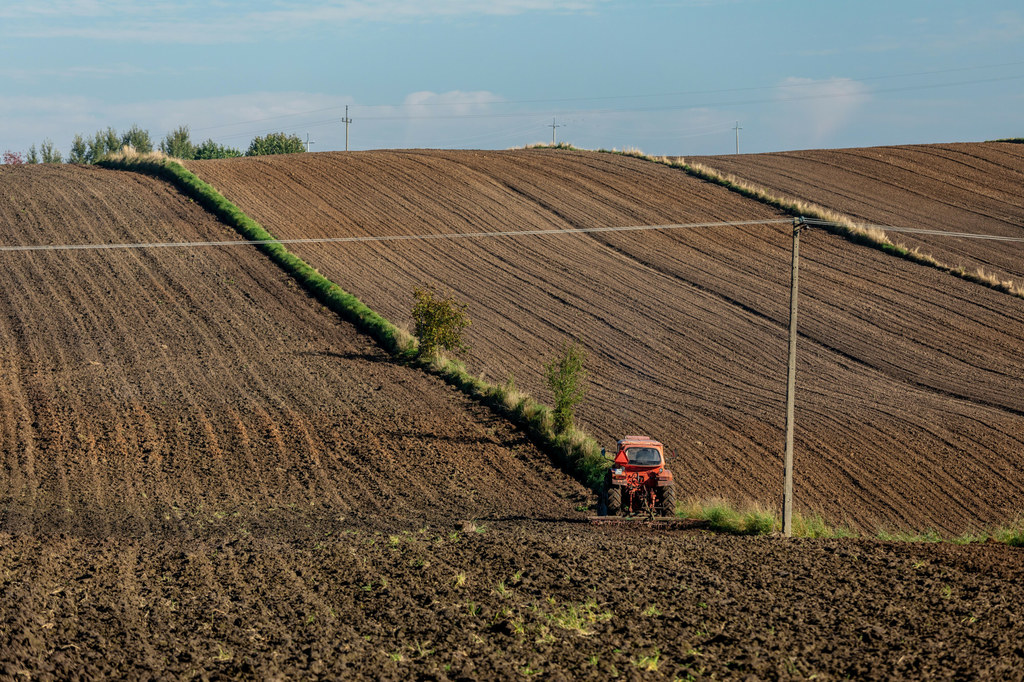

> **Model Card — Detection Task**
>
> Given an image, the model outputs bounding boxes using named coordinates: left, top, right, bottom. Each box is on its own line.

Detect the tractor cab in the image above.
left=600, top=436, right=675, bottom=517
left=612, top=437, right=665, bottom=468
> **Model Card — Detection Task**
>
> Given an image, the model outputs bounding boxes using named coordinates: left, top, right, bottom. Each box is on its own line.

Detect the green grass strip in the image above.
left=679, top=498, right=855, bottom=538
left=98, top=152, right=608, bottom=491
left=680, top=498, right=1024, bottom=545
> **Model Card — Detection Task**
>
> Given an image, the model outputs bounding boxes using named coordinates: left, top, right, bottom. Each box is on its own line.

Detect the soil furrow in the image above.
left=188, top=148, right=1024, bottom=533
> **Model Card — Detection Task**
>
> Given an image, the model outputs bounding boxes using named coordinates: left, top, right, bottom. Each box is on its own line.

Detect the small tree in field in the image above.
left=160, top=125, right=195, bottom=160
left=2, top=150, right=24, bottom=165
left=67, top=134, right=88, bottom=164
left=87, top=128, right=121, bottom=163
left=40, top=139, right=62, bottom=163
left=121, top=125, right=153, bottom=154
left=411, top=285, right=470, bottom=358
left=545, top=341, right=587, bottom=433
left=194, top=139, right=242, bottom=159
left=246, top=132, right=306, bottom=156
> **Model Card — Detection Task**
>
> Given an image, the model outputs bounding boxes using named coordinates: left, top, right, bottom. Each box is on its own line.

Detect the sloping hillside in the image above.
left=188, top=149, right=1024, bottom=533
left=690, top=142, right=1024, bottom=283
left=2, top=159, right=1023, bottom=681
left=0, top=163, right=586, bottom=535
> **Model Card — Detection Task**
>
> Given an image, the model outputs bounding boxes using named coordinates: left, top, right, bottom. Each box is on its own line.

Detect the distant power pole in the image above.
left=342, top=105, right=353, bottom=151
left=734, top=121, right=742, bottom=154
left=549, top=118, right=564, bottom=146
left=305, top=133, right=315, bottom=153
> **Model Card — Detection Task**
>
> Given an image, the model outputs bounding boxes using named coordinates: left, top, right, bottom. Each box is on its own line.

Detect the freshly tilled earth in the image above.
left=189, top=148, right=1024, bottom=534
left=1, top=161, right=1022, bottom=679
left=3, top=523, right=1023, bottom=680
left=691, top=142, right=1024, bottom=282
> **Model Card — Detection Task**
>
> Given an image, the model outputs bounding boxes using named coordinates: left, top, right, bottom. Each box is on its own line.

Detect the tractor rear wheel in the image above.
left=606, top=487, right=621, bottom=516
left=659, top=485, right=676, bottom=517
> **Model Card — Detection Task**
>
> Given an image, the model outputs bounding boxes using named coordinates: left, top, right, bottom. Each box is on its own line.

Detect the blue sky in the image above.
left=2, top=0, right=1022, bottom=157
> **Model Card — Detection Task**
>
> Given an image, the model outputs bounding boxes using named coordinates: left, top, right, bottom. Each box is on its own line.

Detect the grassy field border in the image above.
left=681, top=498, right=1024, bottom=545
left=525, top=144, right=1023, bottom=299
left=98, top=151, right=608, bottom=491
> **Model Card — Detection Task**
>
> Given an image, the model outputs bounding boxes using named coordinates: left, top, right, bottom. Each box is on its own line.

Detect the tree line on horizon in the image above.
left=3, top=126, right=307, bottom=165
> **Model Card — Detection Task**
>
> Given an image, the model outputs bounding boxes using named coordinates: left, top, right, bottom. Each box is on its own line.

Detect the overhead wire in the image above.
left=184, top=60, right=1024, bottom=148
left=0, top=219, right=794, bottom=253
left=801, top=218, right=1024, bottom=242
left=3, top=218, right=1023, bottom=254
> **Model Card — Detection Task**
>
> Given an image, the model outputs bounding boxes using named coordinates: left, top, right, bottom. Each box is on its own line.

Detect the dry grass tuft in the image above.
left=104, top=146, right=171, bottom=164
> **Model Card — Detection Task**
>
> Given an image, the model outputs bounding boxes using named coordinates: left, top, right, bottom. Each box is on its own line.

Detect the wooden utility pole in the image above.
left=734, top=121, right=742, bottom=154
left=549, top=118, right=564, bottom=145
left=342, top=105, right=353, bottom=151
left=783, top=216, right=806, bottom=537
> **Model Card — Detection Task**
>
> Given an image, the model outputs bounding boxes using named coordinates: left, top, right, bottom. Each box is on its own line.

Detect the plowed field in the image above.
left=690, top=142, right=1024, bottom=283
left=2, top=162, right=1023, bottom=679
left=189, top=149, right=1024, bottom=534
left=0, top=164, right=583, bottom=533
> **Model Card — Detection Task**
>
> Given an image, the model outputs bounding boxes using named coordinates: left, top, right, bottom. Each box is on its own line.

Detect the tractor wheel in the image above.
left=606, top=487, right=621, bottom=516
left=659, top=485, right=676, bottom=517
left=596, top=492, right=608, bottom=516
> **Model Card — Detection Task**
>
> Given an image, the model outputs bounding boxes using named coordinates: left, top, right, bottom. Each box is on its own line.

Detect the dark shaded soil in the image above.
left=4, top=522, right=1024, bottom=680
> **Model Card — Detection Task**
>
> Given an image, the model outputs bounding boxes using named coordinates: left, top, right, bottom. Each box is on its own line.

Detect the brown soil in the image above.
left=690, top=142, right=1024, bottom=282
left=2, top=161, right=1023, bottom=680
left=4, top=523, right=1024, bottom=680
left=0, top=163, right=589, bottom=534
left=189, top=149, right=1024, bottom=534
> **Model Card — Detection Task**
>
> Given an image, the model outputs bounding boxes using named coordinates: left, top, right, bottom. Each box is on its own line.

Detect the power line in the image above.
left=0, top=219, right=792, bottom=253
left=801, top=218, right=1024, bottom=242
left=341, top=105, right=353, bottom=151
left=3, top=218, right=1023, bottom=255
left=549, top=118, right=564, bottom=145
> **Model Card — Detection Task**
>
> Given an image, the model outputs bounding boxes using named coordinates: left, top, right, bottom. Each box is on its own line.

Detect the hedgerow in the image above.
left=99, top=149, right=608, bottom=490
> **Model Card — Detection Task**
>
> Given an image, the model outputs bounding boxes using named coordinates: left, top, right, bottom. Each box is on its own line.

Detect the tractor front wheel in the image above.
left=659, top=485, right=676, bottom=517
left=606, top=487, right=621, bottom=516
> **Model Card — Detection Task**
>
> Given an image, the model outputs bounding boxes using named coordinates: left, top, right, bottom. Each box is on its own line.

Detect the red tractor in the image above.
left=598, top=436, right=676, bottom=517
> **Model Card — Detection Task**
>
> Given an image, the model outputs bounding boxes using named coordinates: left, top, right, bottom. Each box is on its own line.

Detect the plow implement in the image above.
left=588, top=515, right=701, bottom=529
